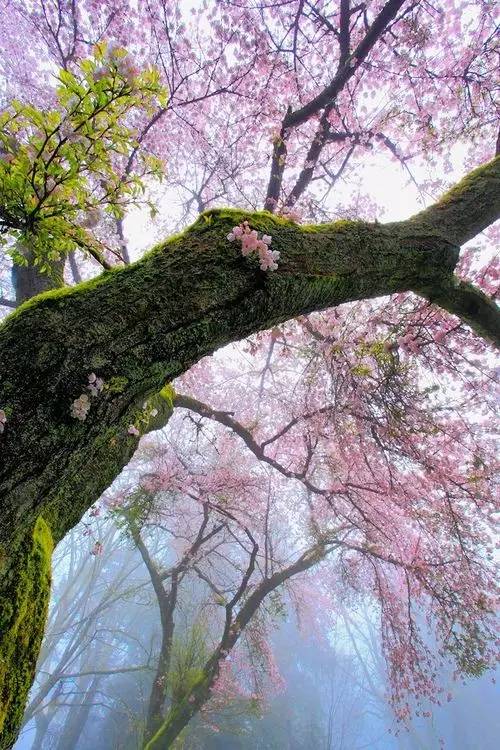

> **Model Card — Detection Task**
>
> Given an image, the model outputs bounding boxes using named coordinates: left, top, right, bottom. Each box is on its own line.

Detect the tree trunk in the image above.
left=31, top=713, right=52, bottom=750
left=144, top=545, right=340, bottom=748
left=54, top=676, right=100, bottom=750
left=11, top=244, right=65, bottom=306
left=144, top=624, right=174, bottom=743
left=133, top=526, right=177, bottom=743
left=0, top=156, right=499, bottom=749
left=0, top=519, right=53, bottom=749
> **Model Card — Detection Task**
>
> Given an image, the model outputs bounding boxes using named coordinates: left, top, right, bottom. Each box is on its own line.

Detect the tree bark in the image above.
left=11, top=243, right=65, bottom=306
left=0, top=156, right=499, bottom=749
left=0, top=519, right=53, bottom=749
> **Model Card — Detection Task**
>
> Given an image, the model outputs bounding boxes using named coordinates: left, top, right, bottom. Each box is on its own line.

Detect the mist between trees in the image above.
left=12, top=473, right=500, bottom=750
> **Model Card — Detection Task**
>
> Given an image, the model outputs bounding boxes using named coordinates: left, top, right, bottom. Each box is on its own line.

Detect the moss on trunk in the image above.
left=0, top=518, right=53, bottom=750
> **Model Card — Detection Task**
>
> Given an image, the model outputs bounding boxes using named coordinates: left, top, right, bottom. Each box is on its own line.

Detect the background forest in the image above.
left=11, top=508, right=500, bottom=749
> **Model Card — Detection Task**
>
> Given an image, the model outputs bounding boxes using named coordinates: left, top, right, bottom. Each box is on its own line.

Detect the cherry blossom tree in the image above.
left=112, top=473, right=343, bottom=747
left=157, top=311, right=499, bottom=740
left=0, top=1, right=499, bottom=747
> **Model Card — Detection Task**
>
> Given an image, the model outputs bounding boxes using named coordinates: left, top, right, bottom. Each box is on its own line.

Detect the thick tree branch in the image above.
left=1, top=158, right=498, bottom=550
left=264, top=0, right=406, bottom=210
left=284, top=0, right=406, bottom=129
left=264, top=112, right=289, bottom=211
left=409, top=156, right=500, bottom=246
left=339, top=0, right=351, bottom=67
left=417, top=278, right=500, bottom=347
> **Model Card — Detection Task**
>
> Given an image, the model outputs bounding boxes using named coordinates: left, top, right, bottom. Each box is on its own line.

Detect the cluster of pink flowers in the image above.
left=0, top=409, right=6, bottom=434
left=397, top=333, right=422, bottom=355
left=70, top=373, right=105, bottom=421
left=227, top=221, right=279, bottom=271
left=70, top=393, right=91, bottom=421
left=88, top=372, right=104, bottom=396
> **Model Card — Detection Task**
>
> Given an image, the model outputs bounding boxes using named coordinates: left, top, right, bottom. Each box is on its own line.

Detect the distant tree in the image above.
left=113, top=484, right=342, bottom=748
left=17, top=519, right=155, bottom=750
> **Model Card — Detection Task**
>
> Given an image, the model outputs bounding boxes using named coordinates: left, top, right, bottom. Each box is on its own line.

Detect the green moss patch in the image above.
left=0, top=517, right=53, bottom=749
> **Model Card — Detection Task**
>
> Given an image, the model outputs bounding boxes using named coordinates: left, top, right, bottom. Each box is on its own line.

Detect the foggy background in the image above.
left=13, top=482, right=499, bottom=750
